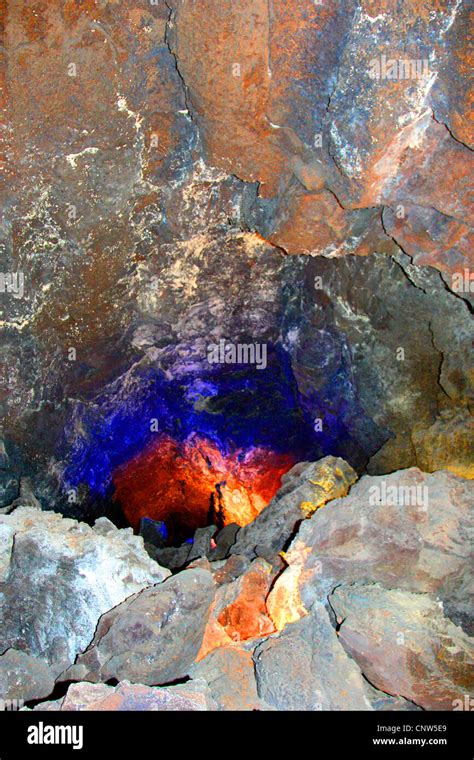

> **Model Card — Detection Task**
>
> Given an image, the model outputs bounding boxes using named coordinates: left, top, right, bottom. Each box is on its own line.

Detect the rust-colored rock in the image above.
left=198, top=558, right=276, bottom=659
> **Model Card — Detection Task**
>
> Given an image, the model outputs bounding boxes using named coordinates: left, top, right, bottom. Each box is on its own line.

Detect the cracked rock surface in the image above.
left=0, top=458, right=471, bottom=711
left=0, top=0, right=472, bottom=714
left=0, top=509, right=170, bottom=681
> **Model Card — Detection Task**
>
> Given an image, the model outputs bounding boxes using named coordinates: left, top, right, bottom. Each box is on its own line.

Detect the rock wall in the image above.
left=0, top=0, right=472, bottom=712
left=1, top=1, right=472, bottom=522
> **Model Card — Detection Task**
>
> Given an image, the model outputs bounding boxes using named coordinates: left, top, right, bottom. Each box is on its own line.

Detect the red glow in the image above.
left=112, top=434, right=295, bottom=540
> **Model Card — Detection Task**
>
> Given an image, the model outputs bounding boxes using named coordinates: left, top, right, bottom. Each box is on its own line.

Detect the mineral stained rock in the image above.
left=230, top=456, right=357, bottom=559
left=1, top=0, right=472, bottom=521
left=253, top=602, right=372, bottom=711
left=1, top=0, right=472, bottom=715
left=0, top=649, right=55, bottom=703
left=330, top=584, right=474, bottom=711
left=66, top=567, right=215, bottom=686
left=271, top=468, right=473, bottom=634
left=31, top=680, right=215, bottom=712
left=190, top=645, right=265, bottom=711
left=2, top=458, right=471, bottom=711
left=198, top=558, right=277, bottom=660
left=0, top=509, right=170, bottom=675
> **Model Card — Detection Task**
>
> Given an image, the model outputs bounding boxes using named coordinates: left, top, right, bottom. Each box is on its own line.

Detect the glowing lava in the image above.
left=112, top=433, right=296, bottom=541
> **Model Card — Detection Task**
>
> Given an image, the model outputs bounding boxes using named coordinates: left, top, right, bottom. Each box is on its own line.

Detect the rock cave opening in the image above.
left=64, top=342, right=322, bottom=544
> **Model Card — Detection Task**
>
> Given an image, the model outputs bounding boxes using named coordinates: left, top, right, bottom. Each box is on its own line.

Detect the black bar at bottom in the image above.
left=0, top=710, right=471, bottom=758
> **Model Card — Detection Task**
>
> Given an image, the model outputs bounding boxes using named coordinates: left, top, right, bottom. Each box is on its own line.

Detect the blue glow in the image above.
left=63, top=345, right=322, bottom=496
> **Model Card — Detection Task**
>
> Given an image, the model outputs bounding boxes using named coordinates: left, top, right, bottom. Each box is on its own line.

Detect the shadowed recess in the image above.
left=62, top=344, right=354, bottom=540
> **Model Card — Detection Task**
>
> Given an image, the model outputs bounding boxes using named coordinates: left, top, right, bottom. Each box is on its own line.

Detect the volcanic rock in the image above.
left=191, top=645, right=265, bottom=711
left=330, top=583, right=474, bottom=711
left=210, top=523, right=240, bottom=561
left=270, top=468, right=473, bottom=634
left=198, top=558, right=276, bottom=660
left=66, top=567, right=215, bottom=686
left=0, top=649, right=55, bottom=703
left=231, top=456, right=357, bottom=559
left=139, top=518, right=168, bottom=549
left=253, top=602, right=372, bottom=711
left=187, top=525, right=218, bottom=562
left=0, top=508, right=170, bottom=675
left=31, top=680, right=214, bottom=712
left=1, top=0, right=472, bottom=717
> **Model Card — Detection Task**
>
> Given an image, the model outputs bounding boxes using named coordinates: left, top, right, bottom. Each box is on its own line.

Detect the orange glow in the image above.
left=266, top=548, right=311, bottom=631
left=198, top=559, right=276, bottom=661
left=112, top=434, right=295, bottom=540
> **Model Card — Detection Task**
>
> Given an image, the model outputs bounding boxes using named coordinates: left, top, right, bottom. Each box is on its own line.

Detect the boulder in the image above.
left=253, top=602, right=372, bottom=711
left=230, top=456, right=357, bottom=559
left=198, top=558, right=276, bottom=660
left=31, top=680, right=215, bottom=712
left=330, top=583, right=474, bottom=711
left=191, top=645, right=265, bottom=711
left=210, top=523, right=239, bottom=561
left=188, top=525, right=218, bottom=561
left=65, top=567, right=215, bottom=686
left=0, top=508, right=170, bottom=675
left=0, top=649, right=55, bottom=703
left=271, top=468, right=473, bottom=634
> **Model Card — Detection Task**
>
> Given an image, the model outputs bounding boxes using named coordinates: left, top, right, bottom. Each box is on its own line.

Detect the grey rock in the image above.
left=148, top=542, right=192, bottom=571
left=0, top=507, right=170, bottom=675
left=0, top=649, right=55, bottom=703
left=191, top=644, right=266, bottom=711
left=231, top=456, right=357, bottom=560
left=188, top=525, right=217, bottom=561
left=253, top=602, right=372, bottom=711
left=210, top=523, right=239, bottom=561
left=0, top=477, right=37, bottom=516
left=139, top=518, right=168, bottom=549
left=330, top=583, right=474, bottom=711
left=66, top=567, right=215, bottom=686
left=0, top=481, right=19, bottom=514
left=275, top=468, right=473, bottom=634
left=30, top=679, right=215, bottom=712
left=363, top=684, right=421, bottom=712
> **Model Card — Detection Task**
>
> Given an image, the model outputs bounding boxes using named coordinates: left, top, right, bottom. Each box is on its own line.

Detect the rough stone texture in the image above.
left=271, top=468, right=473, bottom=634
left=231, top=456, right=357, bottom=559
left=284, top=252, right=473, bottom=476
left=168, top=0, right=473, bottom=265
left=210, top=523, right=239, bottom=561
left=148, top=541, right=192, bottom=573
left=65, top=567, right=215, bottom=686
left=187, top=525, right=217, bottom=561
left=0, top=0, right=472, bottom=715
left=330, top=584, right=474, bottom=711
left=0, top=648, right=55, bottom=703
left=253, top=602, right=373, bottom=711
left=198, top=558, right=277, bottom=660
left=0, top=508, right=170, bottom=675
left=411, top=410, right=474, bottom=479
left=32, top=680, right=215, bottom=712
left=383, top=205, right=474, bottom=307
left=1, top=0, right=472, bottom=518
left=191, top=645, right=265, bottom=711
